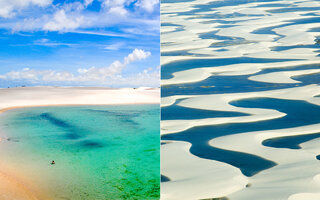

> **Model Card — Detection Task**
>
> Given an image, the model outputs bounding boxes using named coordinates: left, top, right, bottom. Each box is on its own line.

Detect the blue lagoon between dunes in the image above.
left=161, top=0, right=320, bottom=199
left=0, top=104, right=160, bottom=200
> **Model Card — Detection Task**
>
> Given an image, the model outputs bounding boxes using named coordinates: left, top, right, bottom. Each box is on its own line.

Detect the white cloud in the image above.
left=136, top=0, right=159, bottom=12
left=124, top=48, right=151, bottom=64
left=84, top=0, right=94, bottom=7
left=1, top=0, right=159, bottom=34
left=102, top=0, right=134, bottom=8
left=42, top=71, right=75, bottom=82
left=104, top=42, right=124, bottom=50
left=33, top=38, right=73, bottom=46
left=43, top=9, right=84, bottom=31
left=0, top=0, right=52, bottom=18
left=0, top=49, right=158, bottom=87
left=77, top=48, right=151, bottom=79
left=102, top=0, right=134, bottom=16
left=108, top=6, right=127, bottom=16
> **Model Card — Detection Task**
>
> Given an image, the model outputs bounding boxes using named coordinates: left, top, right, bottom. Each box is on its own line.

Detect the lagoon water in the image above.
left=161, top=0, right=320, bottom=199
left=0, top=105, right=159, bottom=199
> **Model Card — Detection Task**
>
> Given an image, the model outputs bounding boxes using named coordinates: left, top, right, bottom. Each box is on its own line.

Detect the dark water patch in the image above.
left=210, top=40, right=256, bottom=48
left=189, top=12, right=252, bottom=19
left=301, top=13, right=320, bottom=17
left=216, top=48, right=229, bottom=52
left=294, top=71, right=320, bottom=85
left=286, top=16, right=320, bottom=25
left=260, top=63, right=320, bottom=73
left=161, top=175, right=170, bottom=182
left=161, top=50, right=194, bottom=56
left=316, top=155, right=320, bottom=160
left=216, top=25, right=239, bottom=28
left=201, top=197, right=229, bottom=200
left=79, top=140, right=105, bottom=149
left=201, top=30, right=232, bottom=41
left=255, top=3, right=291, bottom=7
left=161, top=23, right=182, bottom=27
left=162, top=57, right=297, bottom=79
left=200, top=19, right=247, bottom=25
left=251, top=23, right=289, bottom=42
left=161, top=104, right=248, bottom=120
left=162, top=42, right=175, bottom=46
left=86, top=109, right=141, bottom=127
left=39, top=112, right=84, bottom=140
left=271, top=44, right=319, bottom=51
left=267, top=7, right=320, bottom=13
left=230, top=98, right=320, bottom=127
left=162, top=74, right=296, bottom=97
left=161, top=141, right=173, bottom=145
left=162, top=0, right=194, bottom=3
left=162, top=27, right=185, bottom=34
left=162, top=98, right=320, bottom=176
left=6, top=137, right=19, bottom=142
left=309, top=27, right=320, bottom=33
left=40, top=113, right=71, bottom=128
left=162, top=63, right=320, bottom=97
left=252, top=16, right=320, bottom=42
left=176, top=0, right=276, bottom=15
left=263, top=133, right=320, bottom=149
left=252, top=25, right=280, bottom=37
left=65, top=132, right=82, bottom=140
left=163, top=124, right=277, bottom=176
left=199, top=30, right=254, bottom=46
left=143, top=148, right=156, bottom=153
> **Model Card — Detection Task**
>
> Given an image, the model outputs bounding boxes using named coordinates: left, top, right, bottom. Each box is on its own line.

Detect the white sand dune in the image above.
left=161, top=141, right=247, bottom=200
left=209, top=124, right=320, bottom=200
left=161, top=0, right=320, bottom=199
left=162, top=60, right=320, bottom=86
left=0, top=86, right=160, bottom=112
left=249, top=69, right=320, bottom=84
left=162, top=84, right=320, bottom=135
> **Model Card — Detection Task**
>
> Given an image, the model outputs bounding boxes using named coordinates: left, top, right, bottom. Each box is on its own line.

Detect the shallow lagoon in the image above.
left=0, top=104, right=160, bottom=199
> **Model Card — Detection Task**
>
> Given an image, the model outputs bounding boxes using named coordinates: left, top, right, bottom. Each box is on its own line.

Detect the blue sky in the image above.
left=0, top=0, right=159, bottom=87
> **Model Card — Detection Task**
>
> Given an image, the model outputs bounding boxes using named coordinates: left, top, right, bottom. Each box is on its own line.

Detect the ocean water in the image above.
left=161, top=0, right=320, bottom=199
left=0, top=104, right=159, bottom=200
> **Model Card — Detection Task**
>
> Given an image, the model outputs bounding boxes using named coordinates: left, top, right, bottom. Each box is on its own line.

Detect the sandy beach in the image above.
left=0, top=86, right=160, bottom=200
left=0, top=86, right=160, bottom=113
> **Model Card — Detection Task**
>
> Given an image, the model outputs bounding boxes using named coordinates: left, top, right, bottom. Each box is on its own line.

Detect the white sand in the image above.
left=161, top=141, right=247, bottom=200
left=0, top=86, right=160, bottom=112
left=210, top=124, right=320, bottom=200
left=162, top=60, right=320, bottom=86
left=249, top=69, right=320, bottom=84
left=161, top=0, right=320, bottom=199
left=162, top=84, right=320, bottom=135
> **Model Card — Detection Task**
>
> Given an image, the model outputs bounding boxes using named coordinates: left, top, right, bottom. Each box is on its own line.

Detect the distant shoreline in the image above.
left=0, top=86, right=160, bottom=114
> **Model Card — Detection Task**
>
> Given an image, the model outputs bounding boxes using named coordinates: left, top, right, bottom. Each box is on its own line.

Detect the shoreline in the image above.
left=0, top=164, right=51, bottom=200
left=0, top=86, right=160, bottom=199
left=0, top=87, right=160, bottom=113
left=0, top=103, right=160, bottom=114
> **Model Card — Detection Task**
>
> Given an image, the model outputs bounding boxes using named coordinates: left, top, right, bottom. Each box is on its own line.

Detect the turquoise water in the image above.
left=0, top=104, right=160, bottom=200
